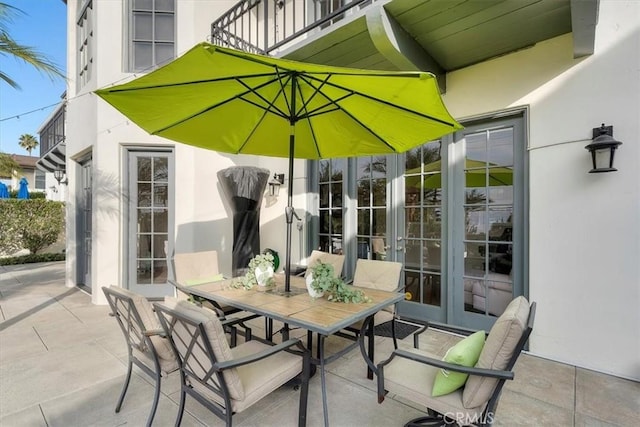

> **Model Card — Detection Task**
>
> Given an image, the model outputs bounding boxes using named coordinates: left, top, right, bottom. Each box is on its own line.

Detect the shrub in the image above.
left=0, top=199, right=65, bottom=255
left=0, top=252, right=65, bottom=265
left=7, top=190, right=46, bottom=199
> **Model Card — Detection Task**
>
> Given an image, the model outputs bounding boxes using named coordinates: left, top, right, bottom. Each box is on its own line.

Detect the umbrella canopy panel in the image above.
left=96, top=43, right=462, bottom=160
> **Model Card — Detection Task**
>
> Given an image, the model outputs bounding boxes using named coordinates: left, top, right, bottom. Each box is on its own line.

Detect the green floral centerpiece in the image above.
left=308, top=262, right=371, bottom=303
left=232, top=252, right=276, bottom=290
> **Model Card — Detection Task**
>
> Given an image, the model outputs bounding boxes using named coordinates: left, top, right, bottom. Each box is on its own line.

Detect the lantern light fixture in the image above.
left=585, top=124, right=622, bottom=173
left=53, top=169, right=68, bottom=185
left=268, top=173, right=285, bottom=197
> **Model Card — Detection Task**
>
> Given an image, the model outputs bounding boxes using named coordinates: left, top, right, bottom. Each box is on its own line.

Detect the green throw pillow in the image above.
left=431, top=330, right=485, bottom=397
left=185, top=274, right=225, bottom=286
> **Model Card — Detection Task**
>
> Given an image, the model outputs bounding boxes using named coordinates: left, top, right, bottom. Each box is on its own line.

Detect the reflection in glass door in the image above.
left=356, top=156, right=387, bottom=261
left=127, top=150, right=174, bottom=297
left=398, top=141, right=446, bottom=322
left=77, top=159, right=92, bottom=290
left=457, top=124, right=518, bottom=330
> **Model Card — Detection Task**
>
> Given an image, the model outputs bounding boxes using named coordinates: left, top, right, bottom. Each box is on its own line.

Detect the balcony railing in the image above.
left=39, top=105, right=65, bottom=157
left=211, top=0, right=374, bottom=55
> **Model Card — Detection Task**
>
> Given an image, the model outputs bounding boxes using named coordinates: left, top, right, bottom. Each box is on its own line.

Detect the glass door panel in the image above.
left=397, top=141, right=446, bottom=322
left=128, top=151, right=174, bottom=297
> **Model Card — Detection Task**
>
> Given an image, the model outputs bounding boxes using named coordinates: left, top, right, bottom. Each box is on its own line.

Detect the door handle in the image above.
left=396, top=246, right=404, bottom=251
left=397, top=236, right=404, bottom=241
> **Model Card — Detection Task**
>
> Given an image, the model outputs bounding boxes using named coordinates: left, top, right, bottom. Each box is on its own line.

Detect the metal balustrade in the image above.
left=211, top=0, right=374, bottom=55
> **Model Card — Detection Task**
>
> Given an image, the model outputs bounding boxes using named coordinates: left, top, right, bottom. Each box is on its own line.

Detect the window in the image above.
left=318, top=158, right=345, bottom=255
left=356, top=156, right=387, bottom=260
left=77, top=1, right=93, bottom=88
left=35, top=170, right=46, bottom=190
left=129, top=0, right=176, bottom=72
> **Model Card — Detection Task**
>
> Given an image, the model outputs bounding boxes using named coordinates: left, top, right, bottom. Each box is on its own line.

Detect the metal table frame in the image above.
left=185, top=275, right=404, bottom=427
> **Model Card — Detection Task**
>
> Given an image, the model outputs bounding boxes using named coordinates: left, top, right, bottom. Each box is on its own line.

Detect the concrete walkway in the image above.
left=1, top=262, right=638, bottom=426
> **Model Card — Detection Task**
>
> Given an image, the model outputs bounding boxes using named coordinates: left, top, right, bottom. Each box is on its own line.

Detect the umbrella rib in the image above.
left=235, top=77, right=290, bottom=119
left=303, top=74, right=458, bottom=128
left=152, top=75, right=289, bottom=134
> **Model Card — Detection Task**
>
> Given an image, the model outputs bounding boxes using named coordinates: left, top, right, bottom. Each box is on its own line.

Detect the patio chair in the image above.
left=376, top=296, right=536, bottom=426
left=102, top=286, right=179, bottom=427
left=302, top=250, right=345, bottom=279
left=339, top=259, right=404, bottom=378
left=171, top=250, right=258, bottom=345
left=154, top=299, right=311, bottom=427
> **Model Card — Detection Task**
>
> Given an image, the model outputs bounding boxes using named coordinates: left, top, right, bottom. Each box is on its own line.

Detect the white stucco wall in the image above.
left=65, top=0, right=308, bottom=304
left=444, top=2, right=640, bottom=380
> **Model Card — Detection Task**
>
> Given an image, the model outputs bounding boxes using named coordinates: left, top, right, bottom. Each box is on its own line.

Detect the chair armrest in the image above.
left=216, top=338, right=307, bottom=370
left=143, top=328, right=166, bottom=337
left=392, top=349, right=514, bottom=380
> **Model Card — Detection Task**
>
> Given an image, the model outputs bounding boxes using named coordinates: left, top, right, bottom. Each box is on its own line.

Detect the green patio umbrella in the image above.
left=95, top=42, right=462, bottom=293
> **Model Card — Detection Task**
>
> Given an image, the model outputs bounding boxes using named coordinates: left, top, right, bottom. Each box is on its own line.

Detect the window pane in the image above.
left=133, top=12, right=153, bottom=39
left=357, top=209, right=370, bottom=235
left=138, top=157, right=151, bottom=181
left=320, top=210, right=329, bottom=233
left=154, top=157, right=168, bottom=181
left=372, top=208, right=386, bottom=235
left=154, top=209, right=168, bottom=232
left=466, top=132, right=487, bottom=164
left=153, top=260, right=168, bottom=283
left=154, top=14, right=174, bottom=41
left=138, top=184, right=151, bottom=207
left=372, top=178, right=385, bottom=206
left=153, top=183, right=168, bottom=207
left=155, top=0, right=175, bottom=12
left=331, top=182, right=342, bottom=207
left=465, top=207, right=486, bottom=240
left=319, top=160, right=330, bottom=182
left=464, top=242, right=485, bottom=277
left=133, top=42, right=152, bottom=70
left=138, top=234, right=151, bottom=258
left=319, top=183, right=329, bottom=208
left=423, top=207, right=441, bottom=239
left=357, top=181, right=369, bottom=206
left=331, top=209, right=342, bottom=234
left=331, top=159, right=345, bottom=180
left=155, top=43, right=174, bottom=66
left=134, top=0, right=153, bottom=10
left=488, top=128, right=513, bottom=167
left=138, top=209, right=152, bottom=232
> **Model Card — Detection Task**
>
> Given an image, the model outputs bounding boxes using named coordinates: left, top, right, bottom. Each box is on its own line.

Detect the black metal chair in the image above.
left=376, top=297, right=536, bottom=426
left=102, top=286, right=179, bottom=427
left=154, top=298, right=311, bottom=427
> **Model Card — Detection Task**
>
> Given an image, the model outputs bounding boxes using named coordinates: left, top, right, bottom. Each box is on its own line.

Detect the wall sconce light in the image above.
left=53, top=169, right=68, bottom=185
left=585, top=124, right=622, bottom=173
left=268, top=173, right=285, bottom=197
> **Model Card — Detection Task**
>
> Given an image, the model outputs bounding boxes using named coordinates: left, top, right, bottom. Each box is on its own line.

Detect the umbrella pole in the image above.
left=284, top=130, right=295, bottom=294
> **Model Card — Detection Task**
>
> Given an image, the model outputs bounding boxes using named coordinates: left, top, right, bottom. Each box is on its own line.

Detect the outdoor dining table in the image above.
left=184, top=273, right=404, bottom=427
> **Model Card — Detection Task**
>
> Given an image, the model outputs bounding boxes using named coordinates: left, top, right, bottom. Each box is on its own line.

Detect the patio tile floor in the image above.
left=1, top=262, right=638, bottom=426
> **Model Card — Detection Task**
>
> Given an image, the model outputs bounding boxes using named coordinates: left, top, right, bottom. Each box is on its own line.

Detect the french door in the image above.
left=396, top=114, right=526, bottom=330
left=127, top=149, right=174, bottom=297
left=313, top=113, right=526, bottom=331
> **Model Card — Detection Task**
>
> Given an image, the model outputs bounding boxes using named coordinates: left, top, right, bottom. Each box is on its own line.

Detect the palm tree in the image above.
left=0, top=2, right=64, bottom=89
left=18, top=134, right=38, bottom=155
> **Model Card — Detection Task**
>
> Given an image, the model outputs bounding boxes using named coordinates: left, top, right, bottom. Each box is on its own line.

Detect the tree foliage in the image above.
left=0, top=152, right=20, bottom=177
left=0, top=199, right=65, bottom=255
left=18, top=134, right=38, bottom=155
left=0, top=2, right=65, bottom=89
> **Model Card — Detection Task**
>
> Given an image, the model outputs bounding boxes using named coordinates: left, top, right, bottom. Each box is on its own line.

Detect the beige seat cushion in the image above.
left=161, top=298, right=245, bottom=400
left=353, top=259, right=403, bottom=315
left=107, top=286, right=178, bottom=373
left=462, top=296, right=529, bottom=408
left=383, top=347, right=484, bottom=424
left=305, top=250, right=345, bottom=278
left=163, top=301, right=303, bottom=413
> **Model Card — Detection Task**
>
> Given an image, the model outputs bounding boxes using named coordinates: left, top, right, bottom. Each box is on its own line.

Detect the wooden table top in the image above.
left=186, top=274, right=404, bottom=335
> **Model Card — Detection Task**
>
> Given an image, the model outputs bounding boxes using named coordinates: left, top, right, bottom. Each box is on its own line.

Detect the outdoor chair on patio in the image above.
left=154, top=299, right=311, bottom=427
left=338, top=258, right=404, bottom=378
left=376, top=296, right=536, bottom=426
left=302, top=250, right=345, bottom=279
left=102, top=286, right=179, bottom=427
left=171, top=250, right=257, bottom=345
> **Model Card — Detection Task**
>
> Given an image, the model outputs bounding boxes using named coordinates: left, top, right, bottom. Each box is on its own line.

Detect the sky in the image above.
left=0, top=0, right=67, bottom=156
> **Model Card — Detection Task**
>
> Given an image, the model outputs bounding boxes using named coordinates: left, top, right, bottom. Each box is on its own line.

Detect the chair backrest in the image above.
left=102, top=286, right=176, bottom=371
left=154, top=299, right=245, bottom=403
left=352, top=259, right=403, bottom=292
left=464, top=297, right=536, bottom=416
left=173, top=250, right=221, bottom=283
left=304, top=250, right=345, bottom=278
left=171, top=250, right=225, bottom=300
